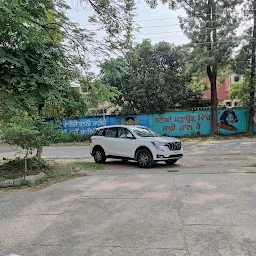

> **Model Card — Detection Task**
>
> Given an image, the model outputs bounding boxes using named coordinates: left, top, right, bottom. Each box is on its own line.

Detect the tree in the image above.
left=232, top=0, right=256, bottom=135
left=179, top=0, right=241, bottom=134
left=0, top=0, right=92, bottom=136
left=1, top=116, right=61, bottom=178
left=144, top=0, right=241, bottom=134
left=0, top=0, right=136, bottom=156
left=0, top=0, right=136, bottom=119
left=0, top=0, right=85, bottom=158
left=101, top=40, right=202, bottom=114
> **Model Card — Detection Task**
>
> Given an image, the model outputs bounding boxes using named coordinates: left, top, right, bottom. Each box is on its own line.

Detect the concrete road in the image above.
left=1, top=139, right=256, bottom=256
left=1, top=138, right=256, bottom=159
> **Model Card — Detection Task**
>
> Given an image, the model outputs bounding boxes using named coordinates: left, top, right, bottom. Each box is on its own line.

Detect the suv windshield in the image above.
left=130, top=127, right=160, bottom=137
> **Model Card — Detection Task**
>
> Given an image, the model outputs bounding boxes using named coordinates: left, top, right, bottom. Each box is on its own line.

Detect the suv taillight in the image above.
left=90, top=138, right=92, bottom=143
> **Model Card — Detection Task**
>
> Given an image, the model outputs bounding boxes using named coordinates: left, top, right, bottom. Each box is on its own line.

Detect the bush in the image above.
left=1, top=116, right=65, bottom=175
left=53, top=131, right=90, bottom=143
left=0, top=157, right=49, bottom=179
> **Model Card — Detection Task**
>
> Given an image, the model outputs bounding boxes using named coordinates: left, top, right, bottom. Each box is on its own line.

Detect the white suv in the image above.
left=90, top=125, right=183, bottom=168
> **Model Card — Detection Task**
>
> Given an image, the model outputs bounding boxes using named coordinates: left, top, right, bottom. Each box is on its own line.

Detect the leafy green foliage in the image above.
left=0, top=2, right=66, bottom=87
left=101, top=40, right=202, bottom=114
left=0, top=0, right=87, bottom=125
left=229, top=75, right=253, bottom=106
left=0, top=0, right=134, bottom=125
left=80, top=76, right=120, bottom=108
left=43, top=87, right=88, bottom=119
left=1, top=116, right=61, bottom=151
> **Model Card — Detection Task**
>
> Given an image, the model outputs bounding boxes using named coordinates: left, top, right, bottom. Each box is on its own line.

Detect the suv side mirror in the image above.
left=126, top=134, right=135, bottom=139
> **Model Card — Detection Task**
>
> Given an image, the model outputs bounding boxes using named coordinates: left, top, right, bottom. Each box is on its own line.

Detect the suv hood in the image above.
left=140, top=136, right=181, bottom=143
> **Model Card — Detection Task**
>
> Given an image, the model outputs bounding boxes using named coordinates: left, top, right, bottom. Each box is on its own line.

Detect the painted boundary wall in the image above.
left=62, top=107, right=256, bottom=137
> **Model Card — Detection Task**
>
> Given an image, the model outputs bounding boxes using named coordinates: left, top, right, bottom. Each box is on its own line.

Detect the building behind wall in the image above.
left=203, top=73, right=243, bottom=107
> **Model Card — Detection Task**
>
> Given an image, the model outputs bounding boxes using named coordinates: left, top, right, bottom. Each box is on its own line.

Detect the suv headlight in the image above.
left=151, top=141, right=167, bottom=151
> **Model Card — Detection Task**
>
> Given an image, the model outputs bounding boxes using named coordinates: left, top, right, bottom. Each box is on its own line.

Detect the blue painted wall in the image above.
left=61, top=108, right=255, bottom=136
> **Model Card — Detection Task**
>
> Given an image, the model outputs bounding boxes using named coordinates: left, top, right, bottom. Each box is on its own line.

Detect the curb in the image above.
left=0, top=172, right=47, bottom=188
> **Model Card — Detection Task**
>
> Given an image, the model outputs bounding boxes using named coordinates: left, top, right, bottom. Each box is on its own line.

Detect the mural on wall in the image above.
left=150, top=111, right=212, bottom=136
left=217, top=108, right=248, bottom=134
left=62, top=117, right=107, bottom=135
left=61, top=115, right=149, bottom=135
left=218, top=110, right=238, bottom=131
left=121, top=116, right=140, bottom=125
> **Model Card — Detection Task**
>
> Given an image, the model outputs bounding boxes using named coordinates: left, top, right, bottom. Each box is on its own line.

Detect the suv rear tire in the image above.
left=165, top=159, right=177, bottom=165
left=93, top=147, right=106, bottom=164
left=136, top=149, right=153, bottom=168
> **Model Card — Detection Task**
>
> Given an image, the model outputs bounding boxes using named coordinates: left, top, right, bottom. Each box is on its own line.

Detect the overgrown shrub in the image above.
left=0, top=157, right=49, bottom=179
left=1, top=116, right=64, bottom=176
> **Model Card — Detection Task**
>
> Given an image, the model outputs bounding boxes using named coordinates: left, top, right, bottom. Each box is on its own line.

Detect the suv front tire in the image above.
left=136, top=149, right=154, bottom=168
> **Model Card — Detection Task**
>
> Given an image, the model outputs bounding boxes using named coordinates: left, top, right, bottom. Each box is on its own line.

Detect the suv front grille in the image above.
left=167, top=142, right=181, bottom=151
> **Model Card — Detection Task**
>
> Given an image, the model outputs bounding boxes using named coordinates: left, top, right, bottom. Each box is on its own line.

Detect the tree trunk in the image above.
left=24, top=148, right=29, bottom=179
left=248, top=6, right=256, bottom=136
left=207, top=0, right=218, bottom=135
left=207, top=66, right=218, bottom=134
left=36, top=102, right=44, bottom=158
left=36, top=146, right=43, bottom=159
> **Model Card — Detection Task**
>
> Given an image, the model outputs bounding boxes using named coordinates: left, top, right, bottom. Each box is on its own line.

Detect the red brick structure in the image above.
left=203, top=75, right=232, bottom=103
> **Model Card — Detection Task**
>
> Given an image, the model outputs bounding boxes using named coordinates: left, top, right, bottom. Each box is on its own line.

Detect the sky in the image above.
left=66, top=0, right=188, bottom=72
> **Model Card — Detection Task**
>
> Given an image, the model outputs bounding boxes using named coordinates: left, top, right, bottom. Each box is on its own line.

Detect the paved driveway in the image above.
left=1, top=139, right=256, bottom=256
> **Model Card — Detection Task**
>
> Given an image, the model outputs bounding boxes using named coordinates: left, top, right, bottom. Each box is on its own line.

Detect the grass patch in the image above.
left=245, top=171, right=256, bottom=174
left=167, top=169, right=179, bottom=173
left=248, top=164, right=256, bottom=167
left=49, top=141, right=90, bottom=147
left=72, top=161, right=104, bottom=170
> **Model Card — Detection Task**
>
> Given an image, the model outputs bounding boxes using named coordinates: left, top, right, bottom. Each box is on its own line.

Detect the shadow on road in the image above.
left=104, top=160, right=180, bottom=170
